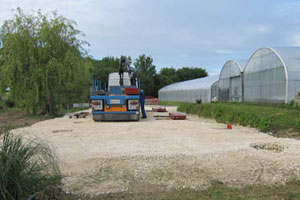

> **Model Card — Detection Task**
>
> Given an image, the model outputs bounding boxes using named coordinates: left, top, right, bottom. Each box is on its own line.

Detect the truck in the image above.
left=90, top=56, right=141, bottom=121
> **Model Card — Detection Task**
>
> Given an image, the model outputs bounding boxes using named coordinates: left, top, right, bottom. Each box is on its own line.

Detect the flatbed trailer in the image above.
left=90, top=56, right=141, bottom=121
left=90, top=92, right=140, bottom=121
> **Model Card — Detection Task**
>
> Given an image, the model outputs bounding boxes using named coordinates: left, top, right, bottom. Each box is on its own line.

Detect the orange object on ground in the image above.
left=227, top=123, right=232, bottom=129
left=104, top=107, right=127, bottom=112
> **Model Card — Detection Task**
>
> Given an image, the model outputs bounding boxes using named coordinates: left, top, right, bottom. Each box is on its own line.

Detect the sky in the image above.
left=0, top=0, right=300, bottom=75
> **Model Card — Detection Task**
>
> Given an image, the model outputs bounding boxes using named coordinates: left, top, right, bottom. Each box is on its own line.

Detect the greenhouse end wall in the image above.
left=243, top=47, right=300, bottom=103
left=218, top=60, right=246, bottom=102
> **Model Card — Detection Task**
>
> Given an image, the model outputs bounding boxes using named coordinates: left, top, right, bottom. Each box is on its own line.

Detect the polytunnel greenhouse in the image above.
left=243, top=47, right=300, bottom=103
left=158, top=75, right=219, bottom=103
left=218, top=60, right=247, bottom=102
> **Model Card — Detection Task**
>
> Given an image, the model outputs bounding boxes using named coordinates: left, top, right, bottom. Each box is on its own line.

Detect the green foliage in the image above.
left=159, top=67, right=208, bottom=83
left=131, top=56, right=208, bottom=97
left=4, top=98, right=14, bottom=108
left=160, top=67, right=177, bottom=78
left=0, top=127, right=61, bottom=200
left=90, top=56, right=120, bottom=87
left=154, top=68, right=178, bottom=94
left=133, top=54, right=157, bottom=96
left=0, top=8, right=91, bottom=115
left=156, top=67, right=207, bottom=97
left=133, top=54, right=156, bottom=76
left=0, top=101, right=4, bottom=111
left=63, top=180, right=300, bottom=200
left=90, top=55, right=208, bottom=98
left=164, top=102, right=300, bottom=133
left=176, top=67, right=208, bottom=81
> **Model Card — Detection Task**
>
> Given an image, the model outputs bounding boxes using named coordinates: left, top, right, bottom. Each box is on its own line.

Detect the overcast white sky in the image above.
left=1, top=0, right=300, bottom=74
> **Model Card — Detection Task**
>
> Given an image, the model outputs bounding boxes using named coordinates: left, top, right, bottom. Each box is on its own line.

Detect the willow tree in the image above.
left=0, top=8, right=91, bottom=115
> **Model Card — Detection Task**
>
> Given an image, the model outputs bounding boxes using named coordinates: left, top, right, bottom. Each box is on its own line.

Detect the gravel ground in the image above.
left=12, top=106, right=300, bottom=196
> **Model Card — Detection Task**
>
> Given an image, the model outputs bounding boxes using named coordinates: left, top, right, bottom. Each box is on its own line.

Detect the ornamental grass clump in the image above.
left=0, top=127, right=61, bottom=200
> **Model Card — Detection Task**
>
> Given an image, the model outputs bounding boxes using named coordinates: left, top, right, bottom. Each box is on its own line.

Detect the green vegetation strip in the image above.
left=63, top=180, right=300, bottom=200
left=161, top=101, right=300, bottom=135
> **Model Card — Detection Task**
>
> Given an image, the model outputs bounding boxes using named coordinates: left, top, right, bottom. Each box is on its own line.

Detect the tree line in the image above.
left=90, top=55, right=207, bottom=97
left=0, top=8, right=207, bottom=116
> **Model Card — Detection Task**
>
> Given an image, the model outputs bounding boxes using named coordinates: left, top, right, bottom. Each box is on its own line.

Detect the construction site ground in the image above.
left=12, top=105, right=300, bottom=196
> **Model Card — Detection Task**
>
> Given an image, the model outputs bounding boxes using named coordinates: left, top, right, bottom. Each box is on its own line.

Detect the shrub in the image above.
left=5, top=99, right=14, bottom=108
left=0, top=127, right=61, bottom=200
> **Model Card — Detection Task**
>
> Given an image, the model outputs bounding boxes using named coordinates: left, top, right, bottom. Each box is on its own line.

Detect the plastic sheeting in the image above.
left=158, top=75, right=219, bottom=103
left=211, top=80, right=219, bottom=100
left=218, top=60, right=247, bottom=102
left=244, top=47, right=300, bottom=103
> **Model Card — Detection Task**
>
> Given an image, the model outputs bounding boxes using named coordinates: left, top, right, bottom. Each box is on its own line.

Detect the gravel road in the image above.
left=12, top=106, right=300, bottom=196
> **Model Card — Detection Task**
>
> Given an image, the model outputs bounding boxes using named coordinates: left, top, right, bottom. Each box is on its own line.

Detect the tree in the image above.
left=91, top=56, right=120, bottom=87
left=160, top=67, right=180, bottom=83
left=0, top=47, right=6, bottom=93
left=133, top=54, right=157, bottom=96
left=133, top=54, right=156, bottom=77
left=176, top=67, right=207, bottom=81
left=0, top=8, right=91, bottom=115
left=156, top=66, right=208, bottom=94
left=132, top=55, right=208, bottom=97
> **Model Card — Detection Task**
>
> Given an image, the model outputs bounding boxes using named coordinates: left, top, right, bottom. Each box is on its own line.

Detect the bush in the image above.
left=0, top=127, right=62, bottom=200
left=5, top=99, right=14, bottom=108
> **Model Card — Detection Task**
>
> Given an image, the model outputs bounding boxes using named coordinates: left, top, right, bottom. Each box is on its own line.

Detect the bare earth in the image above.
left=12, top=106, right=300, bottom=196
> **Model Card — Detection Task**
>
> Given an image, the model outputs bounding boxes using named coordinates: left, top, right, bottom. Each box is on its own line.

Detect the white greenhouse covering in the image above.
left=158, top=75, right=219, bottom=103
left=244, top=47, right=300, bottom=103
left=218, top=60, right=247, bottom=102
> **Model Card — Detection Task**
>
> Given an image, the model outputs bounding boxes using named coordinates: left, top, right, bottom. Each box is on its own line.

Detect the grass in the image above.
left=0, top=109, right=54, bottom=131
left=161, top=101, right=300, bottom=137
left=0, top=103, right=88, bottom=130
left=60, top=180, right=300, bottom=200
left=0, top=126, right=62, bottom=200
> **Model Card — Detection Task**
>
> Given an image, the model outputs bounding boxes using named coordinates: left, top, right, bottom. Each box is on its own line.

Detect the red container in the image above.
left=227, top=123, right=232, bottom=129
left=152, top=107, right=167, bottom=112
left=157, top=108, right=167, bottom=112
left=125, top=88, right=139, bottom=95
left=169, top=112, right=186, bottom=120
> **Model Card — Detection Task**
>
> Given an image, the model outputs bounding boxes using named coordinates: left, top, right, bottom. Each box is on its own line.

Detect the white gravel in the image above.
left=12, top=106, right=300, bottom=196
